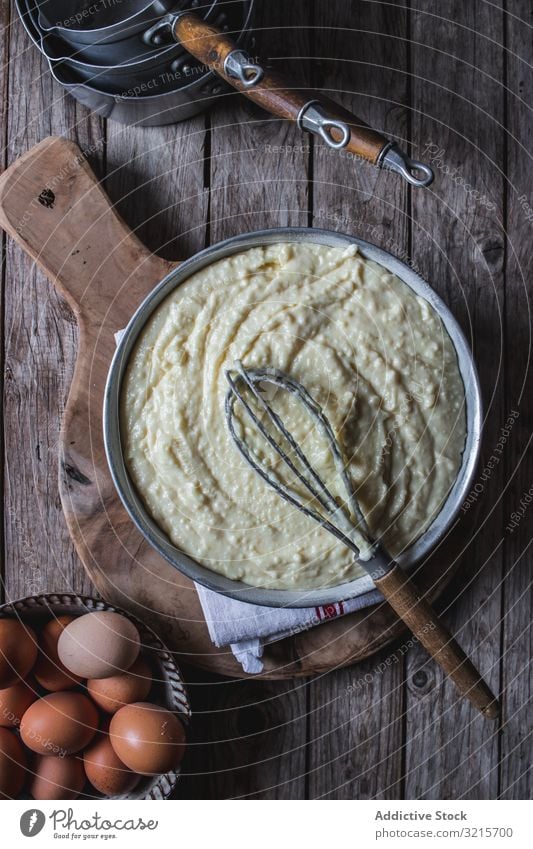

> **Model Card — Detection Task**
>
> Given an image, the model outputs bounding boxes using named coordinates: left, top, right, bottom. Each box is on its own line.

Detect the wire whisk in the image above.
left=225, top=360, right=499, bottom=720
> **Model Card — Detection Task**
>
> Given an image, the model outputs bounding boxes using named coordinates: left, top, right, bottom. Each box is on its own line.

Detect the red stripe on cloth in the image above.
left=316, top=603, right=343, bottom=620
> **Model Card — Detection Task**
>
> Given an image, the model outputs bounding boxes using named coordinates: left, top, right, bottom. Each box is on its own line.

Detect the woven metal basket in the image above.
left=0, top=592, right=191, bottom=800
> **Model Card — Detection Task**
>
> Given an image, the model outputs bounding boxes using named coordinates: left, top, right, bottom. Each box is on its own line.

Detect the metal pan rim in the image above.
left=40, top=32, right=185, bottom=73
left=37, top=0, right=218, bottom=45
left=104, top=227, right=482, bottom=609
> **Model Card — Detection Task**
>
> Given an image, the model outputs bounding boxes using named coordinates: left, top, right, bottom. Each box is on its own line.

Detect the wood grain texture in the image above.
left=1, top=0, right=529, bottom=801
left=3, top=7, right=102, bottom=604
left=405, top=0, right=505, bottom=799
left=308, top=0, right=409, bottom=801
left=103, top=117, right=209, bottom=261
left=0, top=0, right=9, bottom=603
left=375, top=565, right=499, bottom=718
left=181, top=0, right=312, bottom=799
left=0, top=135, right=222, bottom=674
left=208, top=0, right=312, bottom=241
left=500, top=0, right=533, bottom=801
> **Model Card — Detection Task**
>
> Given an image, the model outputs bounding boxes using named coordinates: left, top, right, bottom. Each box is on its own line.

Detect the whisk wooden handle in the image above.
left=374, top=566, right=500, bottom=719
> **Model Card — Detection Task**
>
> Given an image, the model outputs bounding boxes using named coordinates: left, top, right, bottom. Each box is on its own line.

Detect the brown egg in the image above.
left=87, top=655, right=152, bottom=714
left=0, top=678, right=38, bottom=728
left=30, top=755, right=86, bottom=800
left=0, top=619, right=38, bottom=688
left=58, top=612, right=140, bottom=679
left=0, top=727, right=26, bottom=798
left=109, top=702, right=186, bottom=776
left=20, top=691, right=98, bottom=756
left=84, top=734, right=140, bottom=797
left=34, top=616, right=83, bottom=692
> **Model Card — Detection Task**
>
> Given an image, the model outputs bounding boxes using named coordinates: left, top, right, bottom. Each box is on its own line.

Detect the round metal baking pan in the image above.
left=43, top=33, right=188, bottom=91
left=104, top=227, right=482, bottom=609
left=41, top=3, right=237, bottom=93
left=39, top=29, right=184, bottom=72
left=17, top=0, right=255, bottom=125
left=37, top=0, right=208, bottom=46
left=49, top=60, right=228, bottom=123
left=0, top=592, right=190, bottom=800
left=38, top=1, right=222, bottom=68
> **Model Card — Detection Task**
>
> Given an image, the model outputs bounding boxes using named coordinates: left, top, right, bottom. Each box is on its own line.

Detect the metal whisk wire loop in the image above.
left=224, top=361, right=375, bottom=560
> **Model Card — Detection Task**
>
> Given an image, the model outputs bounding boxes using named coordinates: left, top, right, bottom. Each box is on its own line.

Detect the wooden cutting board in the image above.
left=0, top=136, right=473, bottom=679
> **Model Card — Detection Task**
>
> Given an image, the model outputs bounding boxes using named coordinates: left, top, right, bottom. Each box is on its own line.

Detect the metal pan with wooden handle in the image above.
left=142, top=10, right=434, bottom=187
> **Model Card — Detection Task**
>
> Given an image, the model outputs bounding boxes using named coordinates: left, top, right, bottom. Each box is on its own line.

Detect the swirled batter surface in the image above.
left=121, top=242, right=466, bottom=589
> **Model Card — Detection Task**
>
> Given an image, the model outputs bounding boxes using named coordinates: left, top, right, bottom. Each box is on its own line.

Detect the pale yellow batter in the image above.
left=121, top=242, right=466, bottom=590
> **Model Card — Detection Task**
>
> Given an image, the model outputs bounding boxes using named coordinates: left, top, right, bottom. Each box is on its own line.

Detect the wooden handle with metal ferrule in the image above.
left=374, top=565, right=500, bottom=719
left=173, top=12, right=388, bottom=165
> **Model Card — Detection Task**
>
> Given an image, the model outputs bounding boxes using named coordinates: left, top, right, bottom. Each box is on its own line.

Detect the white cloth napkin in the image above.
left=195, top=584, right=383, bottom=673
left=115, top=330, right=382, bottom=674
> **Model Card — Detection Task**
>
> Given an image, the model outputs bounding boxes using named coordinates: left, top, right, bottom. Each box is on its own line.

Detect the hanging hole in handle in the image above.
left=143, top=12, right=187, bottom=47
left=242, top=65, right=263, bottom=87
left=224, top=51, right=265, bottom=89
left=379, top=144, right=435, bottom=188
left=402, top=159, right=434, bottom=188
left=143, top=17, right=174, bottom=47
left=319, top=120, right=350, bottom=150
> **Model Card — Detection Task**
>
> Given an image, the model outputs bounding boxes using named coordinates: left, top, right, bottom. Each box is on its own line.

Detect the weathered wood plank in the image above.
left=307, top=0, right=410, bottom=800
left=499, top=0, right=533, bottom=800
left=207, top=1, right=311, bottom=240
left=180, top=670, right=310, bottom=799
left=0, top=0, right=10, bottom=602
left=104, top=117, right=209, bottom=262
left=181, top=0, right=312, bottom=799
left=4, top=2, right=103, bottom=601
left=405, top=0, right=504, bottom=799
left=100, top=24, right=213, bottom=802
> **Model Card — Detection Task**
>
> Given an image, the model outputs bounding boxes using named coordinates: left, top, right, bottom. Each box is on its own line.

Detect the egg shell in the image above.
left=30, top=754, right=86, bottom=801
left=84, top=734, right=140, bottom=797
left=0, top=619, right=38, bottom=688
left=87, top=655, right=152, bottom=714
left=0, top=678, right=38, bottom=728
left=58, top=612, right=140, bottom=679
left=0, top=727, right=26, bottom=798
left=20, top=691, right=99, bottom=756
left=34, top=616, right=83, bottom=692
left=109, top=702, right=186, bottom=776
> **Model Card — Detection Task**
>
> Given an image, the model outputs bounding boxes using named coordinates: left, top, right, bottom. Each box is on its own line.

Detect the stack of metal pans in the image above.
left=16, top=0, right=256, bottom=125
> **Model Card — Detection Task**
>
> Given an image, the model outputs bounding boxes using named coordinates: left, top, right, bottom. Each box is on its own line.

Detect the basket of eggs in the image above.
left=0, top=593, right=190, bottom=800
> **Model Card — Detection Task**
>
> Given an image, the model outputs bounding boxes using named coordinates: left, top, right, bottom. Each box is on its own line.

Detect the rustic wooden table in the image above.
left=1, top=0, right=531, bottom=799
